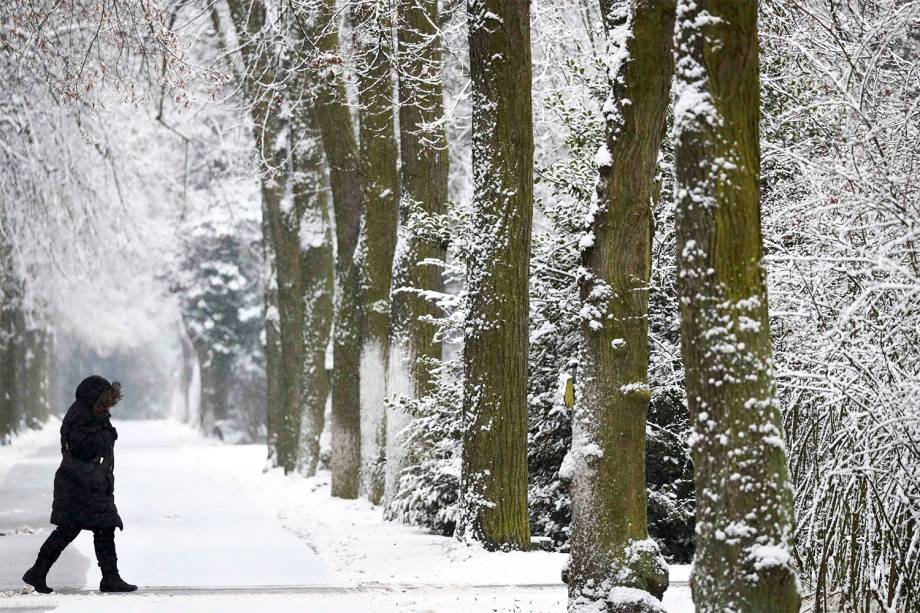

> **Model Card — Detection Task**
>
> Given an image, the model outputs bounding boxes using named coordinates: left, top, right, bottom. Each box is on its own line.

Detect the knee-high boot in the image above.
left=93, top=528, right=137, bottom=593
left=23, top=525, right=81, bottom=593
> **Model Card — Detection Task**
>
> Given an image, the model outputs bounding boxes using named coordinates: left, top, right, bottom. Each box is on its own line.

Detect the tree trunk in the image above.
left=225, top=0, right=334, bottom=474
left=291, top=109, right=334, bottom=477
left=0, top=271, right=21, bottom=443
left=269, top=175, right=308, bottom=470
left=192, top=338, right=217, bottom=432
left=194, top=338, right=234, bottom=437
left=296, top=0, right=367, bottom=499
left=22, top=324, right=51, bottom=429
left=350, top=0, right=400, bottom=503
left=384, top=0, right=449, bottom=508
left=673, top=1, right=801, bottom=610
left=261, top=198, right=283, bottom=461
left=458, top=0, right=532, bottom=551
left=177, top=318, right=200, bottom=424
left=567, top=1, right=676, bottom=608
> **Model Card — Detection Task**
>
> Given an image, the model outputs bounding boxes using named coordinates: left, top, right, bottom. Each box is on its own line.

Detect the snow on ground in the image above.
left=0, top=418, right=60, bottom=484
left=0, top=419, right=693, bottom=612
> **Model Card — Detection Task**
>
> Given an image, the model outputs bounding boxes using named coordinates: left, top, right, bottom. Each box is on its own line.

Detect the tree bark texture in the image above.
left=568, top=0, right=676, bottom=607
left=351, top=0, right=400, bottom=503
left=296, top=0, right=368, bottom=499
left=459, top=0, right=533, bottom=551
left=673, top=2, right=801, bottom=610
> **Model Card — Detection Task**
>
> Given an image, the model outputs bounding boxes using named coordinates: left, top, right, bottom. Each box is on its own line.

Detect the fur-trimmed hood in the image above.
left=75, top=376, right=122, bottom=411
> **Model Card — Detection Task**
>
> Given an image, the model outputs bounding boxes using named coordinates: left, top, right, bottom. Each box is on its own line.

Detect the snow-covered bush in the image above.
left=761, top=2, right=920, bottom=609
left=384, top=355, right=463, bottom=535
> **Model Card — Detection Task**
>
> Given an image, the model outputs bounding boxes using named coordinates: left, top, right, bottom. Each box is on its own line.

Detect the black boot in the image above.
left=23, top=525, right=82, bottom=594
left=94, top=529, right=137, bottom=593
left=22, top=564, right=53, bottom=594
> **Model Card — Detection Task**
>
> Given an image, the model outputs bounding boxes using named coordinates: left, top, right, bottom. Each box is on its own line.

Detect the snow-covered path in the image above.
left=1, top=420, right=336, bottom=592
left=0, top=420, right=692, bottom=612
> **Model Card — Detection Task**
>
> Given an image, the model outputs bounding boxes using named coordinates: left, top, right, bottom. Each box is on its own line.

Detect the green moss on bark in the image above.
left=351, top=1, right=400, bottom=503
left=285, top=0, right=368, bottom=499
left=459, top=0, right=533, bottom=552
left=568, top=0, right=676, bottom=605
left=673, top=2, right=801, bottom=610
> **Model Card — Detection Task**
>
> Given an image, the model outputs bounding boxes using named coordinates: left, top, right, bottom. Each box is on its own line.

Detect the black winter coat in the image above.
left=50, top=377, right=123, bottom=530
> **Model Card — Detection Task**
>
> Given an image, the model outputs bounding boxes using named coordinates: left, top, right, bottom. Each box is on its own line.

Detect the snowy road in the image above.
left=0, top=420, right=692, bottom=612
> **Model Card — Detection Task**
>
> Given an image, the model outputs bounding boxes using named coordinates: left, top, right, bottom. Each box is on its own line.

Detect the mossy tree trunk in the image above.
left=296, top=0, right=367, bottom=499
left=568, top=0, right=676, bottom=607
left=384, top=0, right=448, bottom=507
left=673, top=1, right=801, bottom=610
left=458, top=0, right=532, bottom=551
left=350, top=0, right=400, bottom=503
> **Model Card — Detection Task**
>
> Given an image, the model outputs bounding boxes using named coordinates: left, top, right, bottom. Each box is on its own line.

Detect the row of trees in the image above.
left=207, top=0, right=802, bottom=610
left=127, top=0, right=920, bottom=610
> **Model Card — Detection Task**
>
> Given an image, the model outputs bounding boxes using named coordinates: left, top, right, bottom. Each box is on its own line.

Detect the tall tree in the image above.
left=384, top=0, right=449, bottom=506
left=458, top=0, right=533, bottom=550
left=350, top=0, right=400, bottom=503
left=225, top=0, right=333, bottom=473
left=673, top=1, right=800, bottom=610
left=290, top=111, right=335, bottom=477
left=294, top=0, right=367, bottom=498
left=285, top=6, right=336, bottom=478
left=567, top=0, right=676, bottom=607
left=212, top=2, right=283, bottom=461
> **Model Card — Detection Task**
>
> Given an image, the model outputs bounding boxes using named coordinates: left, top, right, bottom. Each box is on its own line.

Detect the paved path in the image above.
left=0, top=421, right=336, bottom=597
left=0, top=421, right=690, bottom=612
left=0, top=442, right=90, bottom=595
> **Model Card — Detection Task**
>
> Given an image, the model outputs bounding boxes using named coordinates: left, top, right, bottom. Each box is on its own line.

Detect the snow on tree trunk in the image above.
left=298, top=0, right=367, bottom=499
left=351, top=0, right=400, bottom=504
left=290, top=109, right=334, bottom=478
left=458, top=0, right=532, bottom=551
left=567, top=0, right=675, bottom=608
left=384, top=0, right=449, bottom=508
left=673, top=1, right=801, bottom=610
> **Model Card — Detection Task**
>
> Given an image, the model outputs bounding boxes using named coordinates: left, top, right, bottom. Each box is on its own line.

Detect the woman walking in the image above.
left=22, top=375, right=137, bottom=593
